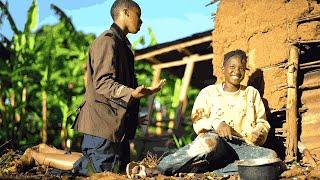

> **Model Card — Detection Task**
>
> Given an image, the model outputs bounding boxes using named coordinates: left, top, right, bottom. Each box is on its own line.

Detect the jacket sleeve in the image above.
left=192, top=89, right=217, bottom=134
left=251, top=88, right=270, bottom=146
left=90, top=36, right=134, bottom=105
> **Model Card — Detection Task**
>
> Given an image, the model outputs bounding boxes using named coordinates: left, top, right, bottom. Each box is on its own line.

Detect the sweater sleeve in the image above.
left=192, top=87, right=225, bottom=134
left=252, top=88, right=270, bottom=145
left=191, top=89, right=214, bottom=134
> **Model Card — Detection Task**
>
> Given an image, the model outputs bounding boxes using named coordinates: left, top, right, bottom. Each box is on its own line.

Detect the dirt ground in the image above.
left=1, top=148, right=320, bottom=179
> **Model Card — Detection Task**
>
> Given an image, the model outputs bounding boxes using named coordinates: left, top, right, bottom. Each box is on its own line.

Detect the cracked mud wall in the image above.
left=212, top=0, right=320, bottom=110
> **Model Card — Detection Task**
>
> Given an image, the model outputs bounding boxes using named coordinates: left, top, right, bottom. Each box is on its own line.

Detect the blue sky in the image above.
left=1, top=0, right=217, bottom=48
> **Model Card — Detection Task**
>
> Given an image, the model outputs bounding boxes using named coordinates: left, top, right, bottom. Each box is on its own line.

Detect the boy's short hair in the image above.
left=110, top=0, right=140, bottom=20
left=223, top=49, right=247, bottom=67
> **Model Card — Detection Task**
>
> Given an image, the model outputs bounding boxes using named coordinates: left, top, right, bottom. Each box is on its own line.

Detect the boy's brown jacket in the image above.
left=73, top=23, right=139, bottom=142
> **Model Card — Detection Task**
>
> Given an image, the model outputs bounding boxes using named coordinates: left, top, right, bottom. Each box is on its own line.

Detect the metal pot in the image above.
left=237, top=158, right=284, bottom=180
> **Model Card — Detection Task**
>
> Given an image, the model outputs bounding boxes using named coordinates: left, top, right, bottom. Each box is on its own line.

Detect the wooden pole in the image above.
left=144, top=67, right=161, bottom=136
left=285, top=45, right=299, bottom=161
left=174, top=57, right=195, bottom=129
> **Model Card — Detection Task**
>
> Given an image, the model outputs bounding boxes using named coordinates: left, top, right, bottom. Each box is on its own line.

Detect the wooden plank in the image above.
left=177, top=48, right=192, bottom=56
left=300, top=64, right=320, bottom=70
left=135, top=36, right=212, bottom=61
left=152, top=54, right=213, bottom=69
left=285, top=45, right=300, bottom=161
left=175, top=60, right=195, bottom=129
left=300, top=60, right=320, bottom=68
left=296, top=13, right=320, bottom=23
left=293, top=39, right=320, bottom=44
left=140, top=57, right=161, bottom=64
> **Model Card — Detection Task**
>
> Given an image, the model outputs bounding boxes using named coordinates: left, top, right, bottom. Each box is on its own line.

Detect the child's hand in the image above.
left=216, top=121, right=233, bottom=140
left=249, top=128, right=265, bottom=146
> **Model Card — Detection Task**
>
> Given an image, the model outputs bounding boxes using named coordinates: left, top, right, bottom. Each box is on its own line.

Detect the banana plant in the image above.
left=0, top=0, right=94, bottom=147
left=33, top=5, right=94, bottom=147
left=0, top=0, right=39, bottom=145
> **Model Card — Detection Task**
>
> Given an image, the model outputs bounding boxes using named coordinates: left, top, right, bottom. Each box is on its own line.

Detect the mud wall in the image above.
left=212, top=0, right=320, bottom=110
left=212, top=0, right=320, bottom=157
left=299, top=47, right=320, bottom=158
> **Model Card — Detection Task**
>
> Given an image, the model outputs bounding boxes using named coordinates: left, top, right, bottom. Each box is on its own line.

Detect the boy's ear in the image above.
left=117, top=8, right=128, bottom=19
left=123, top=8, right=129, bottom=16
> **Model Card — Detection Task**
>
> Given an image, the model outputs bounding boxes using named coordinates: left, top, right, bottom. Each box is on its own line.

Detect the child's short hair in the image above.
left=110, top=0, right=140, bottom=20
left=223, top=49, right=247, bottom=67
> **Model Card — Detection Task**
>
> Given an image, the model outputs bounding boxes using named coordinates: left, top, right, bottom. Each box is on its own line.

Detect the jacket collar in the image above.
left=110, top=23, right=131, bottom=47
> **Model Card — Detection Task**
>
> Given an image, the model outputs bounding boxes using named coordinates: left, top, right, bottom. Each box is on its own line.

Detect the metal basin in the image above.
left=237, top=158, right=284, bottom=180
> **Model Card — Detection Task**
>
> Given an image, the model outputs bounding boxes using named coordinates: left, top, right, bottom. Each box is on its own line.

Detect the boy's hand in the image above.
left=131, top=79, right=166, bottom=99
left=148, top=79, right=166, bottom=92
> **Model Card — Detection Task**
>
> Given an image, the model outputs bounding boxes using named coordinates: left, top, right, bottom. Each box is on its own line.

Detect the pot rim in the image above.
left=237, top=157, right=282, bottom=166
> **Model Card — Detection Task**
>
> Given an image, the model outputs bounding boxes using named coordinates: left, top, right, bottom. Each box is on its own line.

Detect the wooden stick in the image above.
left=296, top=13, right=320, bottom=23
left=292, top=39, right=320, bottom=44
left=285, top=45, right=300, bottom=161
left=300, top=64, right=320, bottom=70
left=270, top=107, right=307, bottom=114
left=261, top=61, right=287, bottom=71
left=299, top=60, right=320, bottom=67
left=299, top=82, right=320, bottom=90
left=0, top=139, right=12, bottom=152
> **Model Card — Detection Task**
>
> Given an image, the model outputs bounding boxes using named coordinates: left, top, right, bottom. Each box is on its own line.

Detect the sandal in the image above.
left=126, top=161, right=147, bottom=178
left=126, top=161, right=161, bottom=178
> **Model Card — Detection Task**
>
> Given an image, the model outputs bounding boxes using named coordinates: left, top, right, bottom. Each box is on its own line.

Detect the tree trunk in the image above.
left=42, top=91, right=47, bottom=144
left=22, top=87, right=26, bottom=114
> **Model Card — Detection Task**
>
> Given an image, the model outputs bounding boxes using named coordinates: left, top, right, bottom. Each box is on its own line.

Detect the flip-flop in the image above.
left=126, top=161, right=147, bottom=178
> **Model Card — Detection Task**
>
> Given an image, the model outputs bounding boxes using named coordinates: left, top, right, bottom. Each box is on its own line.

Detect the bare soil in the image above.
left=1, top=148, right=320, bottom=179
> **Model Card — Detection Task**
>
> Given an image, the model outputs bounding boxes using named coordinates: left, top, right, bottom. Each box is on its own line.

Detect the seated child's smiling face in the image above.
left=223, top=56, right=246, bottom=86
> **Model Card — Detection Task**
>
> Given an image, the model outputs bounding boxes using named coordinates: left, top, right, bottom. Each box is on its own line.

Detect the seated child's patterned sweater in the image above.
left=191, top=84, right=270, bottom=146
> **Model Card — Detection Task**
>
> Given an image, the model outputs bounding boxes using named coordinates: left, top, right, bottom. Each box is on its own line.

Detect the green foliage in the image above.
left=50, top=4, right=75, bottom=32
left=132, top=36, right=145, bottom=48
left=172, top=133, right=193, bottom=149
left=24, top=0, right=38, bottom=32
left=0, top=1, right=200, bottom=150
left=147, top=27, right=157, bottom=46
left=0, top=1, right=94, bottom=148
